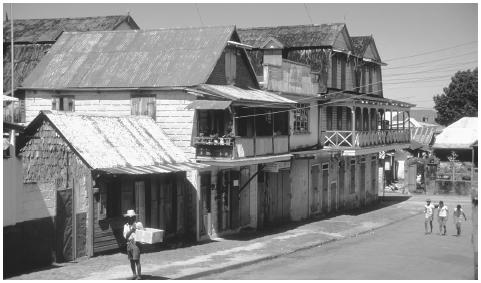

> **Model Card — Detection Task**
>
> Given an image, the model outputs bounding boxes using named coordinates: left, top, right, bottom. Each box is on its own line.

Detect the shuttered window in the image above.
left=52, top=96, right=75, bottom=112
left=331, top=56, right=337, bottom=88
left=294, top=103, right=309, bottom=134
left=131, top=95, right=156, bottom=121
left=225, top=49, right=237, bottom=84
left=341, top=59, right=346, bottom=90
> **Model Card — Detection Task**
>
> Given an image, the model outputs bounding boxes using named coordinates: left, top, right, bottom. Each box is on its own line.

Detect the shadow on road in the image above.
left=221, top=196, right=412, bottom=241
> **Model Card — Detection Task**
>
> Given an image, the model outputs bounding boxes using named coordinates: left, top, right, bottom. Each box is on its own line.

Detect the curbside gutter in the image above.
left=175, top=209, right=423, bottom=280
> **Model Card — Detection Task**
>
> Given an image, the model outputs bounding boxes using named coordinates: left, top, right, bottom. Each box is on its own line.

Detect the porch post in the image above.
left=351, top=106, right=356, bottom=146
left=253, top=108, right=257, bottom=157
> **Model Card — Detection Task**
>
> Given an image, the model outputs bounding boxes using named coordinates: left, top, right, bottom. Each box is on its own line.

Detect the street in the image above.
left=197, top=203, right=474, bottom=280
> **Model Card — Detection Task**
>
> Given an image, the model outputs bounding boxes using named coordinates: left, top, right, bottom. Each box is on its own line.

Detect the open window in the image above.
left=131, top=94, right=156, bottom=120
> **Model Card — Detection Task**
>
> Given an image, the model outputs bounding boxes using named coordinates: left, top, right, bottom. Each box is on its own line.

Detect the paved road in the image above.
left=198, top=204, right=475, bottom=280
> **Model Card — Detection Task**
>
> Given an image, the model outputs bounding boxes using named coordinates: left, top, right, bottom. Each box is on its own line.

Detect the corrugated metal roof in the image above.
left=24, top=111, right=202, bottom=172
left=21, top=26, right=236, bottom=89
left=238, top=24, right=345, bottom=49
left=433, top=117, right=478, bottom=149
left=186, top=100, right=232, bottom=110
left=4, top=15, right=139, bottom=43
left=197, top=84, right=296, bottom=105
left=3, top=43, right=52, bottom=92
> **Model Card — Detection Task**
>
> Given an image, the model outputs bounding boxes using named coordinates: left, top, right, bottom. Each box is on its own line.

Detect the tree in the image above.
left=433, top=68, right=478, bottom=126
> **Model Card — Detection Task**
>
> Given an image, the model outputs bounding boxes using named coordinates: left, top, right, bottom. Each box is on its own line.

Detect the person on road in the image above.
left=123, top=209, right=143, bottom=280
left=424, top=198, right=436, bottom=234
left=453, top=204, right=467, bottom=236
left=437, top=201, right=448, bottom=236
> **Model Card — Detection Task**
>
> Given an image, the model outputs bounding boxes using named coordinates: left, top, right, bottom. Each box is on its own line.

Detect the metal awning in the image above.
left=96, top=162, right=210, bottom=175
left=186, top=100, right=232, bottom=110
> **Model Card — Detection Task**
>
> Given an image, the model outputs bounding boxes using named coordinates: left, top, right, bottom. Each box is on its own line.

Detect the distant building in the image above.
left=409, top=109, right=439, bottom=124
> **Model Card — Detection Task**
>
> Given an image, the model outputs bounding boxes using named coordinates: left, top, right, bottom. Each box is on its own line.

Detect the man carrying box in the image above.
left=123, top=209, right=143, bottom=280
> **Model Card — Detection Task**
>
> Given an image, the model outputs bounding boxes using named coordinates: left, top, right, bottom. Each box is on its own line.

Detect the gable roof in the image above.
left=238, top=23, right=348, bottom=49
left=433, top=117, right=478, bottom=149
left=3, top=15, right=139, bottom=43
left=3, top=15, right=140, bottom=93
left=21, top=111, right=205, bottom=173
left=21, top=26, right=239, bottom=89
left=351, top=36, right=372, bottom=56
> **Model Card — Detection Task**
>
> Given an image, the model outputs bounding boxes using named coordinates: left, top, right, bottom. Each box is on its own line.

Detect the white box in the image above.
left=136, top=228, right=164, bottom=244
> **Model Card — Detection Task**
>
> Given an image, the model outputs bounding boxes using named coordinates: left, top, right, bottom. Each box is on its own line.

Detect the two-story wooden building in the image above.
left=17, top=25, right=297, bottom=254
left=238, top=24, right=413, bottom=222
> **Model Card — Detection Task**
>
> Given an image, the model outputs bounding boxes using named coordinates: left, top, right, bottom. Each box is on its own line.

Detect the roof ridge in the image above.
left=5, top=15, right=127, bottom=22
left=44, top=110, right=152, bottom=119
left=60, top=24, right=236, bottom=35
left=238, top=23, right=346, bottom=30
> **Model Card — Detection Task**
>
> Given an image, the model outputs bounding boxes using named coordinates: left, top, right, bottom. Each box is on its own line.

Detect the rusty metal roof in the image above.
left=197, top=84, right=296, bottom=106
left=4, top=15, right=140, bottom=43
left=238, top=24, right=346, bottom=49
left=22, top=111, right=205, bottom=173
left=21, top=26, right=236, bottom=89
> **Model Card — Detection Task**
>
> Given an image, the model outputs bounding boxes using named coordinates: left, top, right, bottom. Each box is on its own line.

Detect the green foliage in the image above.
left=433, top=68, right=478, bottom=126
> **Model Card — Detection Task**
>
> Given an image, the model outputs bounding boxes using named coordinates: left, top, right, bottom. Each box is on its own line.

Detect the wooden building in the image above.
left=238, top=24, right=413, bottom=223
left=15, top=111, right=205, bottom=264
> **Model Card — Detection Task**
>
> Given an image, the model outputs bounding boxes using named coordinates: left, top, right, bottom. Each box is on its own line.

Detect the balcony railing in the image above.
left=322, top=129, right=410, bottom=148
left=194, top=135, right=289, bottom=159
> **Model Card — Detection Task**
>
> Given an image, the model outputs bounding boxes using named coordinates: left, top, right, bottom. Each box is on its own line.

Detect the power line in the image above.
left=384, top=41, right=477, bottom=62
left=195, top=3, right=204, bottom=26
left=303, top=4, right=313, bottom=25
left=383, top=59, right=478, bottom=77
left=384, top=50, right=478, bottom=70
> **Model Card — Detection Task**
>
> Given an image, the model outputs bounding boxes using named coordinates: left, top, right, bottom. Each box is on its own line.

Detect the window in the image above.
left=52, top=96, right=75, bottom=111
left=341, top=59, right=346, bottom=90
left=294, top=104, right=309, bottom=133
left=131, top=95, right=156, bottom=120
left=225, top=48, right=237, bottom=84
left=423, top=117, right=428, bottom=122
left=337, top=106, right=343, bottom=130
left=331, top=56, right=338, bottom=88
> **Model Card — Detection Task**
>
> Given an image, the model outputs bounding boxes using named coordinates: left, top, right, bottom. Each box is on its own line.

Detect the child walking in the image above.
left=453, top=204, right=467, bottom=236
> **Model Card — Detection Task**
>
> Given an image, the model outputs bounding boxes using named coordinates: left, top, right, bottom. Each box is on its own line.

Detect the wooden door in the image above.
left=134, top=181, right=146, bottom=225
left=266, top=172, right=277, bottom=224
left=281, top=170, right=290, bottom=220
left=322, top=166, right=329, bottom=214
left=310, top=165, right=320, bottom=214
left=360, top=162, right=366, bottom=205
left=330, top=182, right=337, bottom=212
left=230, top=170, right=240, bottom=230
left=338, top=164, right=345, bottom=210
left=239, top=167, right=251, bottom=226
left=200, top=173, right=211, bottom=236
left=56, top=188, right=73, bottom=262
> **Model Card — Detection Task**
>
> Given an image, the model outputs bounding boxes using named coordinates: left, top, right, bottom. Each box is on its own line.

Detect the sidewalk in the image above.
left=8, top=195, right=471, bottom=280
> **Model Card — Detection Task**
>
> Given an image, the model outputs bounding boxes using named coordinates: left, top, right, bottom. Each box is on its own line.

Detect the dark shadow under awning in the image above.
left=96, top=162, right=210, bottom=175
left=186, top=100, right=232, bottom=110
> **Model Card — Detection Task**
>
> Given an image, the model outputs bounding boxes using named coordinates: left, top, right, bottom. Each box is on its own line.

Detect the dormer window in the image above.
left=225, top=48, right=237, bottom=84
left=52, top=96, right=75, bottom=112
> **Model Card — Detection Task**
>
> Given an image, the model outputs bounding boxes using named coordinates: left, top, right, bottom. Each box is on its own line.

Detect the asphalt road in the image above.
left=197, top=204, right=475, bottom=280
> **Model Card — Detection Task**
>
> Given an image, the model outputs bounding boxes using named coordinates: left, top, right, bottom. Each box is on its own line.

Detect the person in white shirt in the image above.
left=123, top=210, right=143, bottom=280
left=424, top=199, right=436, bottom=234
left=453, top=204, right=467, bottom=236
left=437, top=201, right=449, bottom=235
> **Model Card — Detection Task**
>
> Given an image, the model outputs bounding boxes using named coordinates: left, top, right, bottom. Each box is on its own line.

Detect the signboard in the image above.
left=263, top=161, right=291, bottom=173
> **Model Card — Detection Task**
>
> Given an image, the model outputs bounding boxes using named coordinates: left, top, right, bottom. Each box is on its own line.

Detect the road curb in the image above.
left=174, top=210, right=423, bottom=280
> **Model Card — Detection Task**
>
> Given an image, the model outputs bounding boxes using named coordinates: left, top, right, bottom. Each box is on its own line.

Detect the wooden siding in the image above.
left=156, top=92, right=197, bottom=160
left=207, top=48, right=258, bottom=89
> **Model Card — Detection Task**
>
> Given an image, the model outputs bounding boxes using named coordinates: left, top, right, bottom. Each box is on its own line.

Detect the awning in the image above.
left=186, top=100, right=232, bottom=110
left=96, top=162, right=210, bottom=175
left=3, top=95, right=18, bottom=102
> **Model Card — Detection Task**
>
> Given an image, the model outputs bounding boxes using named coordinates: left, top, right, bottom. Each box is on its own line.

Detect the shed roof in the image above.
left=237, top=23, right=346, bottom=49
left=4, top=15, right=139, bottom=43
left=21, top=26, right=238, bottom=89
left=197, top=84, right=296, bottom=105
left=21, top=111, right=204, bottom=173
left=433, top=117, right=478, bottom=149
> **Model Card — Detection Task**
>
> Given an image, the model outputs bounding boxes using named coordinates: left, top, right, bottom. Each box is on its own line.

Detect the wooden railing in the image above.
left=322, top=129, right=410, bottom=148
left=194, top=135, right=289, bottom=158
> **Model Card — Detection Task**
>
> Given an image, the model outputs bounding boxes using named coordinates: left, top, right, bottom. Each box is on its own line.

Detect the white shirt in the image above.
left=438, top=206, right=448, bottom=217
left=425, top=203, right=435, bottom=218
left=123, top=222, right=143, bottom=242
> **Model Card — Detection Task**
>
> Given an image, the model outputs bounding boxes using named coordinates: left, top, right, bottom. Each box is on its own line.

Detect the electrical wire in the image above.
left=384, top=41, right=477, bottom=62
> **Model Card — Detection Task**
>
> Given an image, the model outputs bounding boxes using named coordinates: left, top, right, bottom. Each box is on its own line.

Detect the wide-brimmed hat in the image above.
left=124, top=209, right=138, bottom=217
left=426, top=198, right=431, bottom=202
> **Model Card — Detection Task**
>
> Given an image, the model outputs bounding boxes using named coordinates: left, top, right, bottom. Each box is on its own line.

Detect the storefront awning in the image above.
left=96, top=162, right=210, bottom=175
left=186, top=100, right=232, bottom=110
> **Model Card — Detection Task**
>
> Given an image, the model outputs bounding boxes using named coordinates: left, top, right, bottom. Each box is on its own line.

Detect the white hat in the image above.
left=124, top=209, right=137, bottom=217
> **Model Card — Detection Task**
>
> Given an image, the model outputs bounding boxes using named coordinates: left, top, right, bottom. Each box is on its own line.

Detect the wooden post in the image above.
left=253, top=108, right=257, bottom=157
left=351, top=106, right=356, bottom=147
left=271, top=109, right=275, bottom=154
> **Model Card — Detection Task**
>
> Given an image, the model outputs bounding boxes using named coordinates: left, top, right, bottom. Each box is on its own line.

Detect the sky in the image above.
left=3, top=2, right=478, bottom=109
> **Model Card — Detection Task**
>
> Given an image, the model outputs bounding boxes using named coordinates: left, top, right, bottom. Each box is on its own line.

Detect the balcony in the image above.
left=322, top=129, right=411, bottom=149
left=194, top=135, right=289, bottom=159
